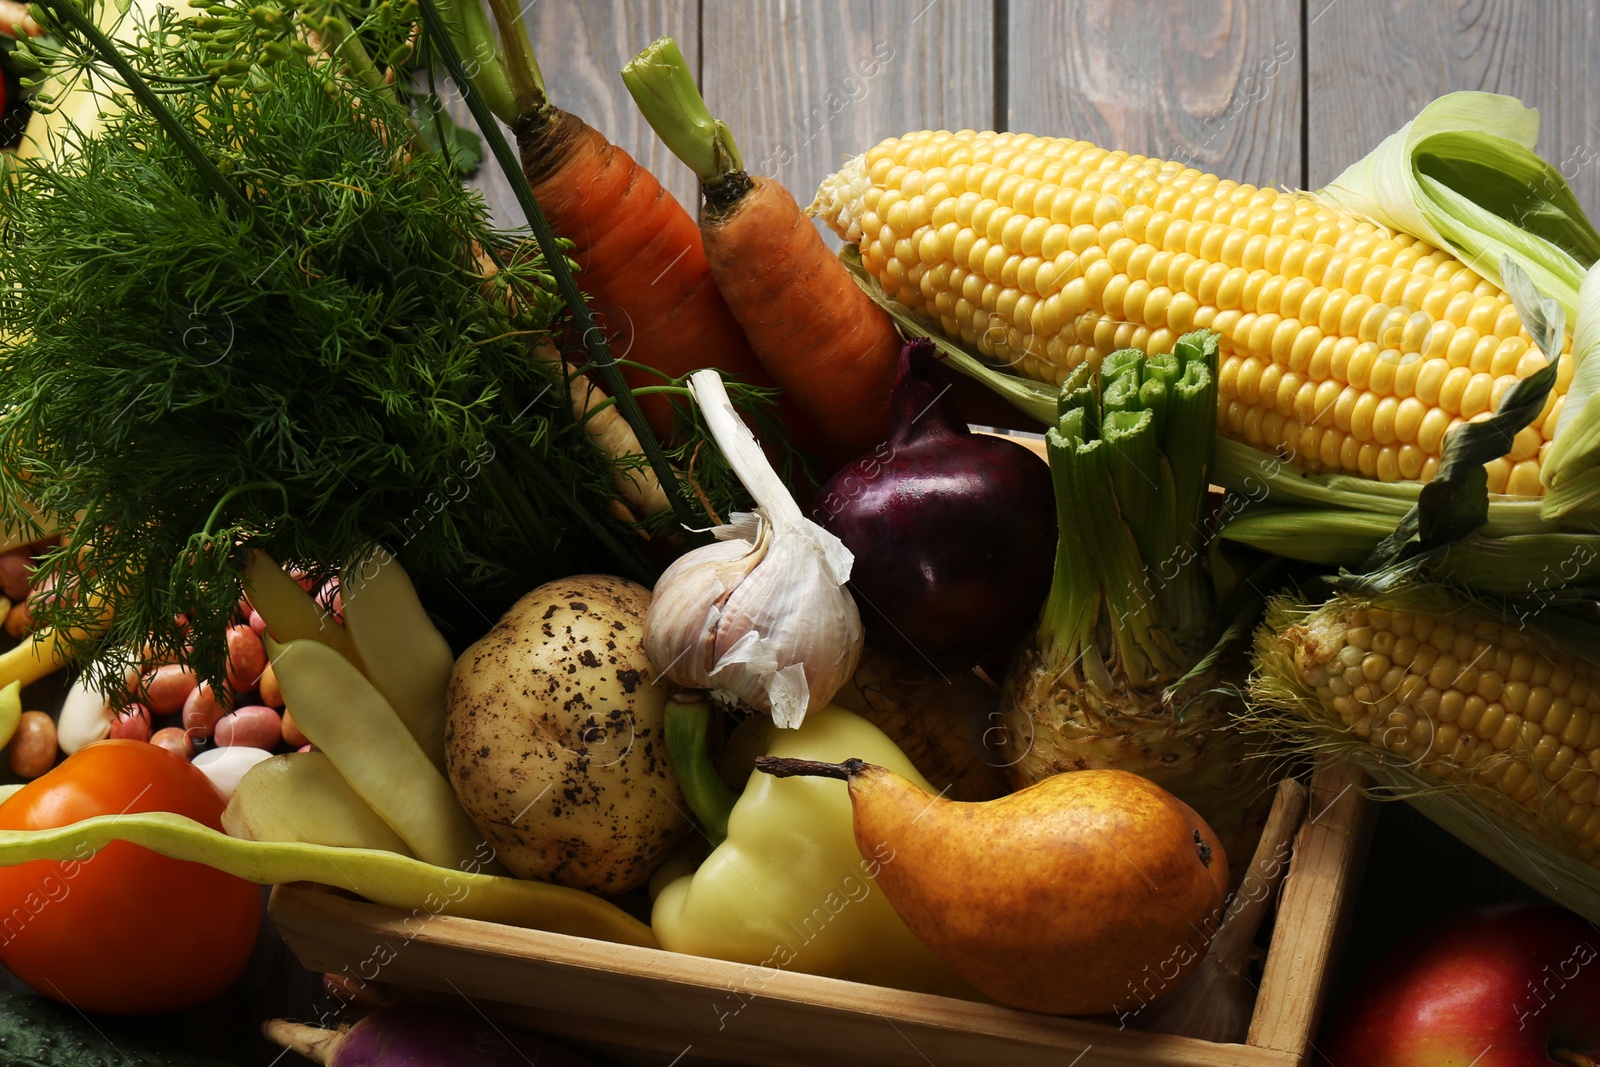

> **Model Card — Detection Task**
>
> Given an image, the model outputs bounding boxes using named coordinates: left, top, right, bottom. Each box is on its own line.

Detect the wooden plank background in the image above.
left=473, top=0, right=1600, bottom=232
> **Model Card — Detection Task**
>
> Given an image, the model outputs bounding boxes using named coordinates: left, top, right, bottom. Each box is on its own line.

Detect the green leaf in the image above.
left=415, top=91, right=482, bottom=177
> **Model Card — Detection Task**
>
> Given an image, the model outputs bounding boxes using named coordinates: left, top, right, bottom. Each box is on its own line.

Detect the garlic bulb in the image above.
left=644, top=370, right=863, bottom=728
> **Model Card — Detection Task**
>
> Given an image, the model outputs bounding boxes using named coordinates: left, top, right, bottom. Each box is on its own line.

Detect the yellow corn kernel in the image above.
left=818, top=130, right=1573, bottom=497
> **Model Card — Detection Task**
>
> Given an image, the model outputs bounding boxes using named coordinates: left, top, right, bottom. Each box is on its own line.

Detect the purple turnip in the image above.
left=812, top=339, right=1056, bottom=670
left=263, top=1006, right=601, bottom=1066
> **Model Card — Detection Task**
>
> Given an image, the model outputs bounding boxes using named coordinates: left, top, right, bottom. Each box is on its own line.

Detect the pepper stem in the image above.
left=664, top=693, right=738, bottom=845
left=753, top=755, right=866, bottom=781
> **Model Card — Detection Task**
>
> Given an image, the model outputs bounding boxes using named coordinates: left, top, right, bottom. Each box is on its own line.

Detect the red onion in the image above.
left=264, top=1007, right=599, bottom=1066
left=813, top=339, right=1055, bottom=669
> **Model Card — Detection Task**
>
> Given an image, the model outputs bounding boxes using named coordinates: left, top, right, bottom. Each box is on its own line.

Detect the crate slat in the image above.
left=1247, top=761, right=1376, bottom=1056
left=272, top=756, right=1369, bottom=1065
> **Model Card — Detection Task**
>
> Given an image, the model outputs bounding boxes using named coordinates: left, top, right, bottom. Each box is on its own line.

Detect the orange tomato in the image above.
left=0, top=740, right=260, bottom=1013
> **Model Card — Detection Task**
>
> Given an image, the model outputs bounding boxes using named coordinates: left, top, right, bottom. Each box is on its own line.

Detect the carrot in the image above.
left=622, top=38, right=899, bottom=468
left=516, top=110, right=775, bottom=440
left=703, top=178, right=901, bottom=464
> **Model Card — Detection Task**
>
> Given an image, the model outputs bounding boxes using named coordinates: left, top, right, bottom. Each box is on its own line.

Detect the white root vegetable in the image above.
left=56, top=674, right=113, bottom=755
left=340, top=547, right=453, bottom=773
left=532, top=343, right=670, bottom=519
left=1135, top=778, right=1309, bottom=1041
left=194, top=746, right=274, bottom=800
left=271, top=639, right=494, bottom=872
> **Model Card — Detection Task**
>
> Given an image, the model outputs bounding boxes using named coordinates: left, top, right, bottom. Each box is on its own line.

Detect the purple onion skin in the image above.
left=334, top=1007, right=600, bottom=1067
left=813, top=339, right=1056, bottom=670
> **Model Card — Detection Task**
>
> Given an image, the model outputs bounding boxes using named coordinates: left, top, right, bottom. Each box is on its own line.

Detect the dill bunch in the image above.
left=0, top=24, right=657, bottom=698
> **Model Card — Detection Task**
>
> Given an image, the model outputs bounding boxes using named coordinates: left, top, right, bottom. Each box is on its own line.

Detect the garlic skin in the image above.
left=643, top=372, right=863, bottom=728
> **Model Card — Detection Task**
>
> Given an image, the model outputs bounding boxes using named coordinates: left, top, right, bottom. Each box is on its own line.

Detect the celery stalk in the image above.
left=1004, top=331, right=1273, bottom=880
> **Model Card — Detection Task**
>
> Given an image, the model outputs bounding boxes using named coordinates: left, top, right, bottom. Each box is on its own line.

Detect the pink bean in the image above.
left=280, top=708, right=307, bottom=747
left=109, top=704, right=152, bottom=743
left=0, top=548, right=31, bottom=602
left=145, top=663, right=198, bottom=716
left=150, top=727, right=193, bottom=760
left=315, top=579, right=342, bottom=624
left=257, top=661, right=283, bottom=709
left=225, top=624, right=267, bottom=693
left=213, top=705, right=281, bottom=749
left=182, top=681, right=227, bottom=740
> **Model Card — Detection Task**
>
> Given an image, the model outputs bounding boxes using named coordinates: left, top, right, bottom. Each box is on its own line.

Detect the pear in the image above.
left=754, top=756, right=1229, bottom=1016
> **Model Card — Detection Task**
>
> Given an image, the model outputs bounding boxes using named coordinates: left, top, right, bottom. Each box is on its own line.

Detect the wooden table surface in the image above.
left=465, top=0, right=1600, bottom=232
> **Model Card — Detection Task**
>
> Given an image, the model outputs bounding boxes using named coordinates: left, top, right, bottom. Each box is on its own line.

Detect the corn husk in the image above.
left=1319, top=92, right=1599, bottom=321
left=1219, top=511, right=1600, bottom=597
left=1542, top=264, right=1600, bottom=509
left=1248, top=584, right=1600, bottom=925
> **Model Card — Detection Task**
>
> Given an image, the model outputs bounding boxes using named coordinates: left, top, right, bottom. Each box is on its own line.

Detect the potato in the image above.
left=445, top=574, right=688, bottom=894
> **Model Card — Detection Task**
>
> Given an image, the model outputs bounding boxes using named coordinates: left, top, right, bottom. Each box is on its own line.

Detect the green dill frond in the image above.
left=0, top=23, right=647, bottom=699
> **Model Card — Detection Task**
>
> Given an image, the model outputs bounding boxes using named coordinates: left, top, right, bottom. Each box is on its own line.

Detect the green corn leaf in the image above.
left=1319, top=91, right=1598, bottom=321
left=1541, top=262, right=1600, bottom=500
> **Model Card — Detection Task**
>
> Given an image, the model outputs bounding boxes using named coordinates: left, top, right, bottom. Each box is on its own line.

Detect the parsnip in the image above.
left=532, top=342, right=669, bottom=519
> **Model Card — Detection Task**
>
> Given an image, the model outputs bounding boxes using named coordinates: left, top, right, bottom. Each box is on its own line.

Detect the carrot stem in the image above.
left=428, top=0, right=518, bottom=126
left=481, top=0, right=545, bottom=120
left=417, top=0, right=695, bottom=532
left=622, top=37, right=747, bottom=198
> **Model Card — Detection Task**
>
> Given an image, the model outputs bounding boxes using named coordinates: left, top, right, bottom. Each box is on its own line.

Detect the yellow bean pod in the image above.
left=339, top=547, right=453, bottom=774
left=0, top=811, right=656, bottom=947
left=269, top=638, right=494, bottom=873
left=0, top=680, right=21, bottom=749
left=240, top=549, right=363, bottom=668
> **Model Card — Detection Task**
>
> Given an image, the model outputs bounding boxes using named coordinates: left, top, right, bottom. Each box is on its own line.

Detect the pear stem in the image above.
left=754, top=756, right=867, bottom=781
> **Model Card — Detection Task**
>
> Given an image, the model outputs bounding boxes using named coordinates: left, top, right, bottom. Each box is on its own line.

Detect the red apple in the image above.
left=1322, top=902, right=1600, bottom=1066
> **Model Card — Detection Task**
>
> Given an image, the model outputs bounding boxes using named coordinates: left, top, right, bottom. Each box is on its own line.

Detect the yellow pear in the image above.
left=755, top=756, right=1229, bottom=1016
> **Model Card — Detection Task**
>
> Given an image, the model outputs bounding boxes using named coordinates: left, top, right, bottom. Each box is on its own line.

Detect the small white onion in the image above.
left=194, top=745, right=274, bottom=800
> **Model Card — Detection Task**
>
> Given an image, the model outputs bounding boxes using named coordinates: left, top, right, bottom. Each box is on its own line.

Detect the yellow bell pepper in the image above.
left=653, top=701, right=971, bottom=1007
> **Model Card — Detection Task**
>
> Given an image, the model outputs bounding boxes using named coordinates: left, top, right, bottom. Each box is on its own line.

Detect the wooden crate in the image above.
left=270, top=757, right=1372, bottom=1067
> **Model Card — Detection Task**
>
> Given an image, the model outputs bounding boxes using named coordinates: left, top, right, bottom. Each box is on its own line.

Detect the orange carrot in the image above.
left=517, top=110, right=775, bottom=441
left=623, top=39, right=899, bottom=468
left=703, top=178, right=900, bottom=463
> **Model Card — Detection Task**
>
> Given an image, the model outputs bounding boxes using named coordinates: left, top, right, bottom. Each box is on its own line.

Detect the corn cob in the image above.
left=1256, top=589, right=1600, bottom=875
left=811, top=130, right=1573, bottom=497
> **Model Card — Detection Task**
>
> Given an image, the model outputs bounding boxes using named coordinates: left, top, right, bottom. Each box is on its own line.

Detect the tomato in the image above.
left=0, top=740, right=260, bottom=1014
